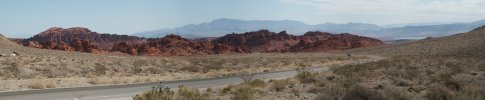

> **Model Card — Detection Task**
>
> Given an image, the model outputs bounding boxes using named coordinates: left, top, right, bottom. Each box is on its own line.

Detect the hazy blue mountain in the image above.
left=133, top=18, right=381, bottom=38
left=133, top=18, right=485, bottom=40
left=312, top=23, right=382, bottom=34
left=382, top=22, right=457, bottom=28
left=373, top=19, right=485, bottom=39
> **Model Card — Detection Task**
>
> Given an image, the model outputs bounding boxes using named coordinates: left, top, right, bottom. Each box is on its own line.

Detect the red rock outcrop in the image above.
left=213, top=30, right=299, bottom=52
left=24, top=39, right=104, bottom=53
left=285, top=32, right=383, bottom=52
left=26, top=41, right=43, bottom=48
left=111, top=42, right=139, bottom=55
left=70, top=39, right=104, bottom=53
left=214, top=30, right=383, bottom=52
left=111, top=34, right=251, bottom=56
left=24, top=27, right=145, bottom=49
left=21, top=27, right=381, bottom=56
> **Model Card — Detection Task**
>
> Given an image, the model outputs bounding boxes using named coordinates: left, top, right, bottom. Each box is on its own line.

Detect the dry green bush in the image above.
left=26, top=81, right=57, bottom=89
left=271, top=80, right=288, bottom=92
left=133, top=87, right=175, bottom=100
left=426, top=85, right=455, bottom=100
left=342, top=85, right=385, bottom=100
left=202, top=65, right=223, bottom=73
left=28, top=82, right=46, bottom=89
left=296, top=71, right=317, bottom=83
left=221, top=86, right=232, bottom=94
left=88, top=78, right=104, bottom=85
left=94, top=63, right=107, bottom=75
left=478, top=62, right=485, bottom=71
left=245, top=79, right=266, bottom=88
left=176, top=86, right=210, bottom=100
left=180, top=66, right=201, bottom=73
left=232, top=87, right=256, bottom=100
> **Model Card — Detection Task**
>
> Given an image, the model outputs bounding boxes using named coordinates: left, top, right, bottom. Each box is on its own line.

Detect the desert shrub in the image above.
left=478, top=62, right=485, bottom=71
left=202, top=65, right=223, bottom=73
left=425, top=86, right=455, bottom=100
left=133, top=87, right=175, bottom=100
left=455, top=85, right=485, bottom=100
left=205, top=88, right=212, bottom=92
left=133, top=60, right=149, bottom=67
left=315, top=85, right=351, bottom=100
left=296, top=71, right=317, bottom=83
left=28, top=82, right=46, bottom=89
left=176, top=86, right=210, bottom=100
left=221, top=87, right=231, bottom=94
left=245, top=79, right=265, bottom=88
left=133, top=67, right=144, bottom=75
left=380, top=86, right=410, bottom=100
left=232, top=87, right=256, bottom=100
left=88, top=78, right=104, bottom=85
left=342, top=85, right=385, bottom=100
left=4, top=63, right=20, bottom=77
left=94, top=63, right=107, bottom=75
left=180, top=66, right=201, bottom=73
left=331, top=64, right=366, bottom=77
left=384, top=67, right=402, bottom=78
left=271, top=80, right=288, bottom=92
left=45, top=82, right=57, bottom=88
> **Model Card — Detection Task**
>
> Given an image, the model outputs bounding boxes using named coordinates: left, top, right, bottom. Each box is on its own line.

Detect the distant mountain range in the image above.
left=133, top=18, right=485, bottom=40
left=133, top=18, right=381, bottom=38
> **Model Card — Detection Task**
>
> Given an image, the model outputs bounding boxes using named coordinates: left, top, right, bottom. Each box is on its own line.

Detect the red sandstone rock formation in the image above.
left=214, top=30, right=383, bottom=52
left=21, top=27, right=381, bottom=56
left=24, top=27, right=145, bottom=49
left=213, top=30, right=299, bottom=52
left=111, top=34, right=251, bottom=56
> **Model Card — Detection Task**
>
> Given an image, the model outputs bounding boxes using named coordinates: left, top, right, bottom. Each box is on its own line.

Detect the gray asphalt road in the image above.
left=0, top=56, right=383, bottom=100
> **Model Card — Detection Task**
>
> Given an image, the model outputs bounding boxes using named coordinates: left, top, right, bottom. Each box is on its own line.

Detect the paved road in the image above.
left=0, top=55, right=383, bottom=100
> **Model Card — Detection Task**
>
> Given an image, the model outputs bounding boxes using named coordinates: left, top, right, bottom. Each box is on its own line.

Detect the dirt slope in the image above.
left=348, top=26, right=485, bottom=57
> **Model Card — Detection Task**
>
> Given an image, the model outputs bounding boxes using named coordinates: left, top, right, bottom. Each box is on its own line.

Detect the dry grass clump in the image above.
left=295, top=70, right=317, bottom=83
left=271, top=80, right=288, bottom=92
left=27, top=81, right=57, bottom=89
left=134, top=85, right=211, bottom=100
left=232, top=87, right=257, bottom=100
left=88, top=78, right=104, bottom=85
left=133, top=87, right=175, bottom=100
left=176, top=86, right=211, bottom=100
left=244, top=79, right=266, bottom=88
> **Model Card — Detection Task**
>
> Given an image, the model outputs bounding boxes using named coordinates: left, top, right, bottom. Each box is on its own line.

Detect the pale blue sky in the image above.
left=1, top=0, right=485, bottom=38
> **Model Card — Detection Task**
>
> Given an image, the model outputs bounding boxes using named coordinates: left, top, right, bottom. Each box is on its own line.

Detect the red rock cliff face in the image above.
left=213, top=30, right=300, bottom=52
left=24, top=27, right=146, bottom=49
left=285, top=32, right=384, bottom=52
left=214, top=30, right=383, bottom=52
left=25, top=39, right=105, bottom=53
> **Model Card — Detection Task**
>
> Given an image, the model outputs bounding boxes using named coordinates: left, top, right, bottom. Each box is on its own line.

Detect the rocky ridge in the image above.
left=214, top=30, right=384, bottom=52
left=19, top=27, right=383, bottom=56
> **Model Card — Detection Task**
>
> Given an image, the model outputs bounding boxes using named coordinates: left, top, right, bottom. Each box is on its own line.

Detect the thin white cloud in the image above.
left=279, top=0, right=485, bottom=24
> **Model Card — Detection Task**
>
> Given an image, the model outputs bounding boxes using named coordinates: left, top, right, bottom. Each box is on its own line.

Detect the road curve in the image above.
left=0, top=55, right=384, bottom=100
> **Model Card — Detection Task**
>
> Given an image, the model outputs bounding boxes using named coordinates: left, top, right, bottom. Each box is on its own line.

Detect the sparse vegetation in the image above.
left=232, top=87, right=256, bottom=100
left=0, top=52, right=366, bottom=91
left=296, top=71, right=317, bottom=83
left=245, top=79, right=265, bottom=88
left=271, top=79, right=289, bottom=92
left=176, top=86, right=211, bottom=100
left=321, top=56, right=485, bottom=100
left=133, top=87, right=175, bottom=100
left=88, top=78, right=104, bottom=85
left=27, top=81, right=57, bottom=89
